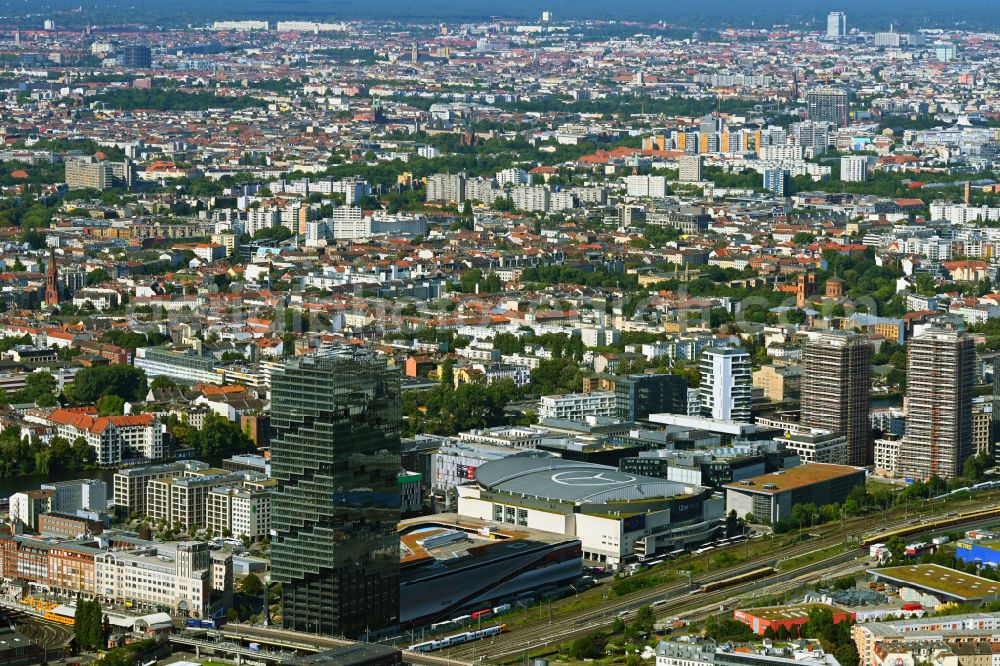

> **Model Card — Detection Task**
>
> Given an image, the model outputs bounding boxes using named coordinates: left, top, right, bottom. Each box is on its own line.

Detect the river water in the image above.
left=1, top=458, right=226, bottom=498
left=2, top=467, right=119, bottom=497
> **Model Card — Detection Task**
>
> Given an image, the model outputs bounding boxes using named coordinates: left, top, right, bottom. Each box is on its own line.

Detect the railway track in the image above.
left=1, top=605, right=74, bottom=649
left=440, top=504, right=1000, bottom=663
left=444, top=548, right=862, bottom=661
left=442, top=524, right=874, bottom=657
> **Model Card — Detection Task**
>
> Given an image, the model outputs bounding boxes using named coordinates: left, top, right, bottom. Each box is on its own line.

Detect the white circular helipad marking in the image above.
left=550, top=471, right=636, bottom=487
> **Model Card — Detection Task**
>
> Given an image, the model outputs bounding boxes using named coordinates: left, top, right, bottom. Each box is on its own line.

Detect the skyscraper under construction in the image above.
left=270, top=348, right=401, bottom=637
left=898, top=326, right=975, bottom=481
left=801, top=332, right=873, bottom=466
left=806, top=87, right=849, bottom=127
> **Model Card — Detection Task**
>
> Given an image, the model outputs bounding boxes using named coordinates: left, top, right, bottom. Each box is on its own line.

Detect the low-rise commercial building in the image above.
left=733, top=603, right=854, bottom=636
left=956, top=539, right=1000, bottom=568
left=869, top=564, right=1000, bottom=608
left=0, top=534, right=232, bottom=618
left=39, top=479, right=108, bottom=513
left=458, top=456, right=722, bottom=565
left=852, top=612, right=1000, bottom=666
left=539, top=391, right=616, bottom=421
left=723, top=463, right=866, bottom=524
left=656, top=638, right=843, bottom=666
left=38, top=511, right=104, bottom=538
left=779, top=430, right=848, bottom=465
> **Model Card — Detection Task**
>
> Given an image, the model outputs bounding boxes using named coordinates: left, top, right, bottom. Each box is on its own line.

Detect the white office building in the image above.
left=699, top=347, right=752, bottom=423
left=207, top=485, right=272, bottom=540
left=329, top=207, right=370, bottom=240
left=135, top=347, right=223, bottom=386
left=511, top=185, right=550, bottom=212
left=40, top=479, right=109, bottom=513
left=626, top=175, right=669, bottom=198
left=539, top=391, right=616, bottom=421
left=497, top=168, right=530, bottom=187
left=759, top=145, right=805, bottom=162
left=827, top=12, right=846, bottom=38
left=549, top=191, right=576, bottom=211
left=94, top=541, right=231, bottom=617
left=679, top=155, right=704, bottom=182
left=426, top=173, right=466, bottom=203
left=841, top=156, right=869, bottom=182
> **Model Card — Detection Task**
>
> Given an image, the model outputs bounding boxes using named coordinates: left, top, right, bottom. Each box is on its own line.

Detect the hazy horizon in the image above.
left=2, top=0, right=999, bottom=30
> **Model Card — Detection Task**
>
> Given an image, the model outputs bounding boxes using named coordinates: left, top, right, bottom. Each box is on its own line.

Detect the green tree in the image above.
left=963, top=452, right=993, bottom=483
left=568, top=632, right=606, bottom=660
left=97, top=395, right=126, bottom=416
left=633, top=605, right=655, bottom=634
left=22, top=371, right=56, bottom=402
left=439, top=361, right=454, bottom=387
left=529, top=357, right=582, bottom=395
left=101, top=330, right=168, bottom=350
left=150, top=375, right=176, bottom=391
left=703, top=613, right=754, bottom=642
left=242, top=572, right=264, bottom=597
left=71, top=436, right=95, bottom=469
left=69, top=365, right=147, bottom=403
left=672, top=360, right=701, bottom=388
left=74, top=597, right=89, bottom=647
left=834, top=642, right=860, bottom=666
left=74, top=599, right=106, bottom=650
left=253, top=225, right=292, bottom=242
left=458, top=269, right=483, bottom=293
left=86, top=268, right=111, bottom=286
left=196, top=412, right=255, bottom=458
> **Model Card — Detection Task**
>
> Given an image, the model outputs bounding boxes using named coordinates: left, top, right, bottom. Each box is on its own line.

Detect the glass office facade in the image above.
left=270, top=349, right=401, bottom=637
left=615, top=373, right=688, bottom=421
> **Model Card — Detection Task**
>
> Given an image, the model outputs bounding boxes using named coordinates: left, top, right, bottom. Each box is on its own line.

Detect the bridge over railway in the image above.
left=170, top=624, right=472, bottom=666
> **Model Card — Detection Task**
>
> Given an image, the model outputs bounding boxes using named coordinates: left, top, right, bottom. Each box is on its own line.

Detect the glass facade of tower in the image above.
left=615, top=373, right=688, bottom=421
left=269, top=349, right=401, bottom=637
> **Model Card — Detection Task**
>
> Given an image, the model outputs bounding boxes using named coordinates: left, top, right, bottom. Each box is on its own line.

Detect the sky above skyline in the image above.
left=2, top=0, right=998, bottom=29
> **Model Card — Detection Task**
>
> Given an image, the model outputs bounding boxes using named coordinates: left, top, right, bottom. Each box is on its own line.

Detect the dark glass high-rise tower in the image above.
left=121, top=45, right=152, bottom=69
left=270, top=348, right=401, bottom=637
left=615, top=373, right=688, bottom=421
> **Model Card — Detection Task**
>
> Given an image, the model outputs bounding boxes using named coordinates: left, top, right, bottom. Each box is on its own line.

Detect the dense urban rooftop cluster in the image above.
left=4, top=8, right=1000, bottom=666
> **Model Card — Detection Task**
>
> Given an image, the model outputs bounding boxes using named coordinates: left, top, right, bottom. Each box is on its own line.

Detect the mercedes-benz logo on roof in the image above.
left=550, top=471, right=635, bottom=486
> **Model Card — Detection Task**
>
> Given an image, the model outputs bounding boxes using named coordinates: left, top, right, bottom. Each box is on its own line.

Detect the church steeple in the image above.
left=45, top=247, right=59, bottom=306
